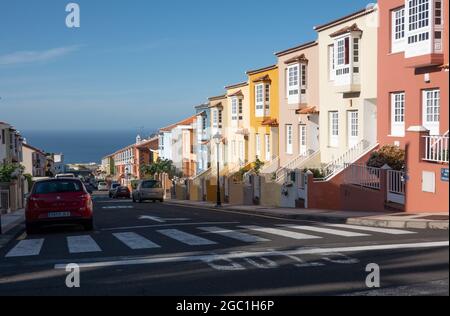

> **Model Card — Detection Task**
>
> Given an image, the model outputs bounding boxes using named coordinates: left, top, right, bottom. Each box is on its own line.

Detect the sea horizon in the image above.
left=21, top=129, right=157, bottom=164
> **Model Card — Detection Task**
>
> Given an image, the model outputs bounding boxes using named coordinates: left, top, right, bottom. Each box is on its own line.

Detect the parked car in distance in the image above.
left=112, top=186, right=131, bottom=199
left=25, top=178, right=94, bottom=234
left=55, top=173, right=76, bottom=179
left=109, top=183, right=121, bottom=198
left=132, top=180, right=164, bottom=203
left=98, top=182, right=109, bottom=191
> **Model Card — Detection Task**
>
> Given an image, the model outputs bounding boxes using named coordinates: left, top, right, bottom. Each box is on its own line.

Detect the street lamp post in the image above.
left=213, top=133, right=222, bottom=208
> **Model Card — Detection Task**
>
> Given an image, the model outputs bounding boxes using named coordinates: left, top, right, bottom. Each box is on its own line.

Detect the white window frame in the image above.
left=328, top=44, right=335, bottom=81
left=265, top=134, right=271, bottom=162
left=255, top=84, right=264, bottom=117
left=286, top=125, right=293, bottom=154
left=212, top=109, right=218, bottom=128
left=329, top=112, right=339, bottom=148
left=255, top=134, right=261, bottom=158
left=405, top=0, right=433, bottom=57
left=347, top=111, right=359, bottom=148
left=392, top=7, right=406, bottom=53
left=287, top=64, right=300, bottom=104
left=422, top=89, right=440, bottom=135
left=391, top=92, right=406, bottom=136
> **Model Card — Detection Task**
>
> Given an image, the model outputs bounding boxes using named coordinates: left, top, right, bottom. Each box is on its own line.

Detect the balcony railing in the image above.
left=344, top=163, right=381, bottom=190
left=423, top=132, right=449, bottom=164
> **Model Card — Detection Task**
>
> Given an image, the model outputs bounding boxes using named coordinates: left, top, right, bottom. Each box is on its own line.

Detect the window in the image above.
left=213, top=110, right=218, bottom=127
left=408, top=0, right=430, bottom=31
left=255, top=84, right=264, bottom=116
left=435, top=0, right=442, bottom=25
left=353, top=38, right=359, bottom=63
left=301, top=64, right=307, bottom=88
left=286, top=125, right=293, bottom=154
left=265, top=134, right=271, bottom=161
left=256, top=134, right=261, bottom=157
left=350, top=111, right=359, bottom=137
left=238, top=99, right=243, bottom=115
left=287, top=64, right=299, bottom=103
left=218, top=110, right=223, bottom=125
left=328, top=45, right=335, bottom=80
left=265, top=83, right=270, bottom=112
left=391, top=92, right=406, bottom=136
left=202, top=116, right=207, bottom=130
left=423, top=89, right=440, bottom=135
left=329, top=112, right=339, bottom=147
left=392, top=7, right=406, bottom=53
left=231, top=98, right=238, bottom=121
left=335, top=37, right=350, bottom=76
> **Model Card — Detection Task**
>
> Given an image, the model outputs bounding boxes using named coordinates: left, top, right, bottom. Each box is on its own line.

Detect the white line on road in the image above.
left=240, top=226, right=321, bottom=240
left=67, top=236, right=102, bottom=254
left=54, top=241, right=449, bottom=269
left=113, top=232, right=160, bottom=250
left=102, top=206, right=134, bottom=209
left=326, top=224, right=417, bottom=235
left=199, top=227, right=270, bottom=243
left=158, top=229, right=217, bottom=246
left=101, top=222, right=240, bottom=231
left=280, top=225, right=370, bottom=237
left=5, top=239, right=44, bottom=258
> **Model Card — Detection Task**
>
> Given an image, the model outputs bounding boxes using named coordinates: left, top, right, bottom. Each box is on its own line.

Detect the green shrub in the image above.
left=367, top=145, right=405, bottom=171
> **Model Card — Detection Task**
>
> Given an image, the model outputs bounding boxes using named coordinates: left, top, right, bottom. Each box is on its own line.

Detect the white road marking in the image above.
left=198, top=227, right=270, bottom=243
left=326, top=224, right=417, bottom=235
left=101, top=222, right=240, bottom=231
left=5, top=239, right=44, bottom=258
left=113, top=232, right=160, bottom=250
left=240, top=226, right=320, bottom=240
left=67, top=236, right=102, bottom=254
left=139, top=216, right=190, bottom=223
left=157, top=229, right=217, bottom=246
left=102, top=206, right=134, bottom=209
left=280, top=225, right=369, bottom=237
left=54, top=241, right=449, bottom=269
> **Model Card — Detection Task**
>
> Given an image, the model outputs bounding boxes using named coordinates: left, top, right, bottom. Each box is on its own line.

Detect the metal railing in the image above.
left=423, top=132, right=449, bottom=164
left=344, top=164, right=381, bottom=190
left=322, top=140, right=372, bottom=180
left=276, top=150, right=317, bottom=183
left=387, top=170, right=406, bottom=205
left=260, top=156, right=280, bottom=174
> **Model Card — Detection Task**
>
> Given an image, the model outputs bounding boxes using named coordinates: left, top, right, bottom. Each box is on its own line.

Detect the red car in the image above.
left=25, top=179, right=94, bottom=234
left=112, top=186, right=131, bottom=199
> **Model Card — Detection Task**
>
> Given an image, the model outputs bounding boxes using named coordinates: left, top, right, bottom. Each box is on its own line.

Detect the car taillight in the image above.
left=81, top=194, right=93, bottom=209
left=26, top=195, right=39, bottom=211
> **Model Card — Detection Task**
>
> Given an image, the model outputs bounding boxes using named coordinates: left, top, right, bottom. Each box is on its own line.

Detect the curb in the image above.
left=166, top=201, right=449, bottom=230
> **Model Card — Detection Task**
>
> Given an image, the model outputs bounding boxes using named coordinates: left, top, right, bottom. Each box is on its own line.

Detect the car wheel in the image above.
left=84, top=219, right=94, bottom=231
left=132, top=196, right=136, bottom=203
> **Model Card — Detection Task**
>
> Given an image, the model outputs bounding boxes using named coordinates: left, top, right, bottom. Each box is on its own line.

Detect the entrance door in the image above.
left=347, top=111, right=359, bottom=148
left=299, top=125, right=307, bottom=155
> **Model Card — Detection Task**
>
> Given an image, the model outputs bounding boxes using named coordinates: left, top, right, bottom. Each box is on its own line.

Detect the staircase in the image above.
left=260, top=157, right=280, bottom=175
left=320, top=140, right=377, bottom=181
left=275, top=150, right=319, bottom=183
left=191, top=167, right=211, bottom=181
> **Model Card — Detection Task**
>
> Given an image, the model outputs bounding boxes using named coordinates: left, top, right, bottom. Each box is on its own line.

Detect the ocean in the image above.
left=21, top=130, right=156, bottom=164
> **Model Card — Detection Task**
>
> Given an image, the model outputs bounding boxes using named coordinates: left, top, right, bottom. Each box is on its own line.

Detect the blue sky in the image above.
left=0, top=0, right=373, bottom=132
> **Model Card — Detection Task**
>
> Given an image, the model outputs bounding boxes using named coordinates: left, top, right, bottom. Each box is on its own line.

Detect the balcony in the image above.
left=423, top=132, right=449, bottom=164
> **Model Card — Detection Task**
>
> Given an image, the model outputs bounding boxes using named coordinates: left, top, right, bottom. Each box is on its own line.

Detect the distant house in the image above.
left=22, top=143, right=47, bottom=177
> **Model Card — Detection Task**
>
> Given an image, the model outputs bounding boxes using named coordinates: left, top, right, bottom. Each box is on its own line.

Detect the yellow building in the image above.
left=246, top=65, right=279, bottom=165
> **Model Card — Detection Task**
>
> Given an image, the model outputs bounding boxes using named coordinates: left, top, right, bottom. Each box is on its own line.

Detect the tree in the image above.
left=141, top=158, right=176, bottom=179
left=0, top=163, right=24, bottom=183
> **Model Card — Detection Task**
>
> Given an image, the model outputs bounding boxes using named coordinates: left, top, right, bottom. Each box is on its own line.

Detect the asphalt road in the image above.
left=0, top=192, right=448, bottom=296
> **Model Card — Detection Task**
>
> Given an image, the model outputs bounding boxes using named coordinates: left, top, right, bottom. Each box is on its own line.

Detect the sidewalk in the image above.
left=0, top=209, right=25, bottom=248
left=166, top=200, right=449, bottom=230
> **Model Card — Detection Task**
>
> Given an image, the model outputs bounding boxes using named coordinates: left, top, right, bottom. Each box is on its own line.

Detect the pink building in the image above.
left=378, top=0, right=449, bottom=212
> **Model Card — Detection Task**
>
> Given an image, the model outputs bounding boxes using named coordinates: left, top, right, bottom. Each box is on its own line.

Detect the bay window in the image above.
left=231, top=98, right=238, bottom=121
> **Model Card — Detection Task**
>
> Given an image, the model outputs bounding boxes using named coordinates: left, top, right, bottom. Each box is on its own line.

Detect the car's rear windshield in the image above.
left=118, top=187, right=129, bottom=191
left=142, top=181, right=161, bottom=189
left=34, top=180, right=83, bottom=194
left=99, top=182, right=107, bottom=185
left=112, top=184, right=120, bottom=188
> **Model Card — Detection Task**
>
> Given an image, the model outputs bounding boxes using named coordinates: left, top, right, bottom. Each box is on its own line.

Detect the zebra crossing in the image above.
left=3, top=224, right=417, bottom=258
